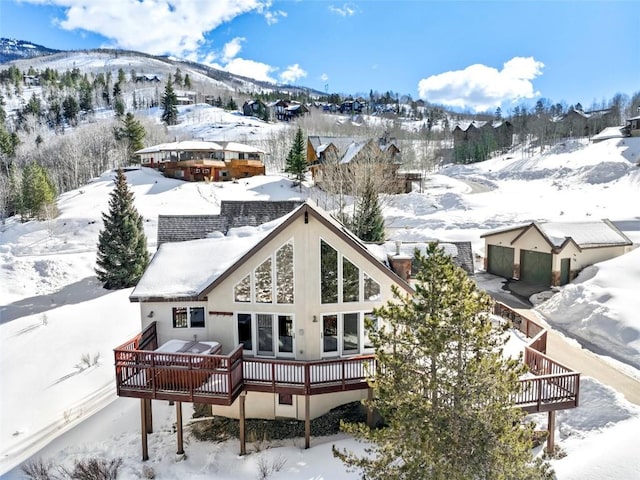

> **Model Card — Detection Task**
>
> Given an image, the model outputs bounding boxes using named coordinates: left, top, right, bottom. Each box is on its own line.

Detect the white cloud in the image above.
left=417, top=57, right=544, bottom=112
left=222, top=37, right=245, bottom=62
left=280, top=64, right=307, bottom=84
left=320, top=73, right=329, bottom=82
left=32, top=0, right=270, bottom=58
left=263, top=9, right=287, bottom=25
left=328, top=4, right=356, bottom=17
left=218, top=57, right=277, bottom=83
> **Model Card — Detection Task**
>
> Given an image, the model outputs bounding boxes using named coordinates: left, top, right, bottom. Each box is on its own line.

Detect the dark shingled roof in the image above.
left=157, top=200, right=304, bottom=244
left=157, top=215, right=227, bottom=244
left=221, top=200, right=305, bottom=230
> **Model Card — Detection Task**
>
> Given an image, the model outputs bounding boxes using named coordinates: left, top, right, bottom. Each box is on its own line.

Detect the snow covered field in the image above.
left=2, top=133, right=640, bottom=478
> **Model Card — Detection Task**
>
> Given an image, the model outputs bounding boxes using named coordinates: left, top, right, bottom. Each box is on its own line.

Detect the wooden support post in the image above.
left=547, top=410, right=556, bottom=453
left=140, top=399, right=149, bottom=461
left=366, top=387, right=374, bottom=428
left=145, top=398, right=153, bottom=434
left=304, top=395, right=311, bottom=449
left=239, top=393, right=247, bottom=456
left=176, top=401, right=184, bottom=455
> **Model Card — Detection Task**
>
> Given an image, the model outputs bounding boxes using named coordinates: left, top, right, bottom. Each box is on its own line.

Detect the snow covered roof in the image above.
left=482, top=220, right=632, bottom=250
left=453, top=120, right=488, bottom=131
left=536, top=220, right=632, bottom=248
left=135, top=141, right=223, bottom=154
left=592, top=127, right=625, bottom=142
left=340, top=140, right=369, bottom=164
left=132, top=201, right=413, bottom=302
left=132, top=212, right=296, bottom=300
left=220, top=141, right=266, bottom=154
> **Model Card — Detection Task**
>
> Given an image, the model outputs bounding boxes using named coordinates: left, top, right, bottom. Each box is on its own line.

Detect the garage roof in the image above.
left=536, top=220, right=632, bottom=248
left=482, top=219, right=632, bottom=249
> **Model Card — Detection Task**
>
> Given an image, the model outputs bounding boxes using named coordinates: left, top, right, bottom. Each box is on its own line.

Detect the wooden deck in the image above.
left=115, top=323, right=374, bottom=406
left=115, top=310, right=580, bottom=413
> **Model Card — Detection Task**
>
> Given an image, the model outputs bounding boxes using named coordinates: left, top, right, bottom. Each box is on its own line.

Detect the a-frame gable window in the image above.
left=234, top=274, right=251, bottom=303
left=364, top=273, right=381, bottom=301
left=254, top=257, right=273, bottom=303
left=276, top=241, right=294, bottom=304
left=342, top=256, right=360, bottom=302
left=235, top=239, right=294, bottom=305
left=321, top=238, right=379, bottom=304
left=321, top=240, right=339, bottom=304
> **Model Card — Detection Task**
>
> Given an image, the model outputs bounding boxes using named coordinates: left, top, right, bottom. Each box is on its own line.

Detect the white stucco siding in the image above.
left=573, top=245, right=630, bottom=270
left=483, top=228, right=523, bottom=251
left=514, top=228, right=554, bottom=253
left=140, top=301, right=208, bottom=345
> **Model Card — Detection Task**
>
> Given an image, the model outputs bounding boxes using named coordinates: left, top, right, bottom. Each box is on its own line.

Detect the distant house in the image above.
left=560, top=108, right=614, bottom=138
left=135, top=140, right=266, bottom=182
left=338, top=99, right=365, bottom=114
left=135, top=74, right=161, bottom=83
left=307, top=133, right=418, bottom=193
left=175, top=90, right=197, bottom=105
left=482, top=220, right=633, bottom=286
left=267, top=100, right=309, bottom=121
left=622, top=115, right=640, bottom=137
left=452, top=120, right=514, bottom=162
left=23, top=74, right=40, bottom=86
left=242, top=99, right=268, bottom=119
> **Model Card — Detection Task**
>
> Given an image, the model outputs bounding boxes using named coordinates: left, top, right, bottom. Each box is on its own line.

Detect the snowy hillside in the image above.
left=2, top=136, right=640, bottom=478
left=0, top=38, right=60, bottom=63
left=538, top=247, right=640, bottom=370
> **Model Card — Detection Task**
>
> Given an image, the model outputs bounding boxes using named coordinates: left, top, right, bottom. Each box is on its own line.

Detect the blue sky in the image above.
left=1, top=0, right=638, bottom=113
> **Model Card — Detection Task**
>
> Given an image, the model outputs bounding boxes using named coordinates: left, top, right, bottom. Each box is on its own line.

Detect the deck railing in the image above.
left=243, top=355, right=376, bottom=395
left=494, top=301, right=580, bottom=412
left=116, top=311, right=579, bottom=412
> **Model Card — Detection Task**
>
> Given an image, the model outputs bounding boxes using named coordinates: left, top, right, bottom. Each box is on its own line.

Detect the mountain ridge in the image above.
left=0, top=37, right=325, bottom=98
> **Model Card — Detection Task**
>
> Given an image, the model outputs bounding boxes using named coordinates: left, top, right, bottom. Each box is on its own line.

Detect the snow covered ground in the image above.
left=2, top=135, right=640, bottom=478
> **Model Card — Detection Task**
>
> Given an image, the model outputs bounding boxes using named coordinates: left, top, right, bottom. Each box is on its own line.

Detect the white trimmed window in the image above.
left=233, top=240, right=294, bottom=305
left=172, top=306, right=205, bottom=328
left=320, top=238, right=381, bottom=304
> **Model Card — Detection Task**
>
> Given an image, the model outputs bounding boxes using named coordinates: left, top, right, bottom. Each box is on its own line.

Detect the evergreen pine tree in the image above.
left=174, top=68, right=183, bottom=86
left=114, top=113, right=146, bottom=161
left=7, top=163, right=22, bottom=217
left=284, top=126, right=307, bottom=190
left=114, top=96, right=125, bottom=117
left=95, top=169, right=149, bottom=289
left=335, top=244, right=552, bottom=480
left=62, top=95, right=79, bottom=125
left=183, top=74, right=191, bottom=89
left=160, top=81, right=179, bottom=125
left=21, top=163, right=57, bottom=221
left=352, top=176, right=385, bottom=242
left=225, top=96, right=238, bottom=111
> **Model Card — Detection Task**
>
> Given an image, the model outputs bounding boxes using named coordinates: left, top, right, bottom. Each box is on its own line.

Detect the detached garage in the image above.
left=482, top=220, right=633, bottom=286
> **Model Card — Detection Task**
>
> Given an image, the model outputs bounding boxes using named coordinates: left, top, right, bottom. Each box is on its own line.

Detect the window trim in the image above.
left=320, top=311, right=379, bottom=357
left=172, top=306, right=206, bottom=329
left=236, top=312, right=295, bottom=358
left=232, top=239, right=295, bottom=306
left=319, top=238, right=383, bottom=305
